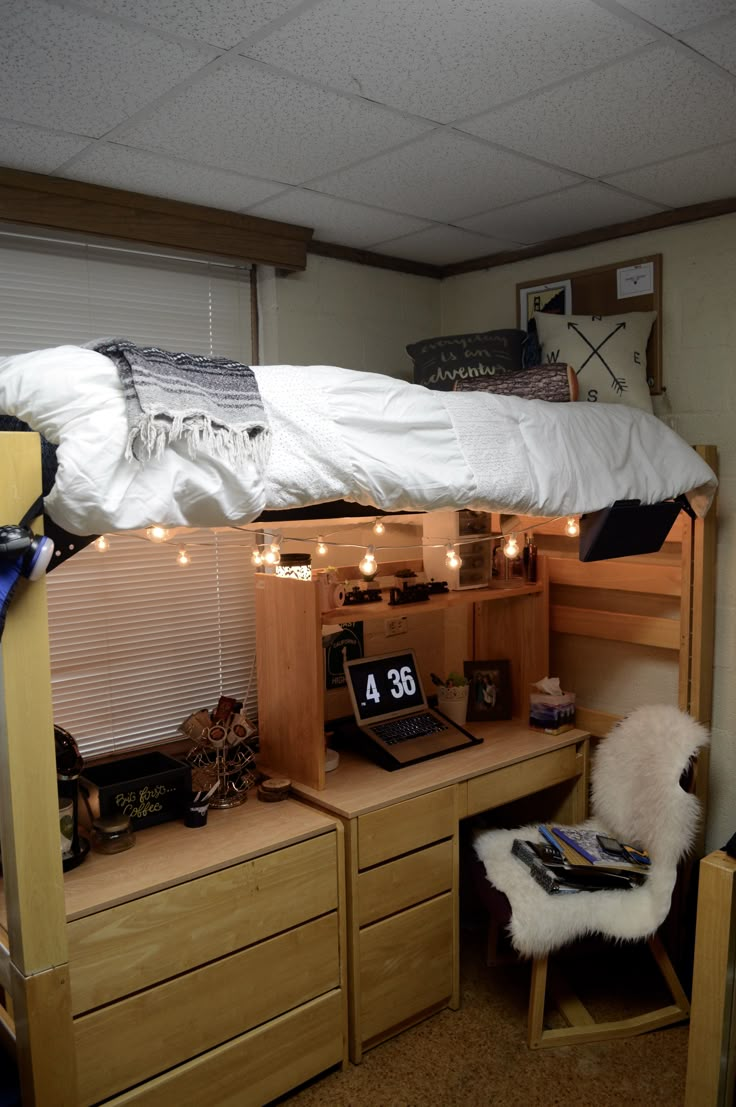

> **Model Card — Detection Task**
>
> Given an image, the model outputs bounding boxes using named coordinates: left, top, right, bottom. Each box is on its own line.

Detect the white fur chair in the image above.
left=472, top=704, right=709, bottom=1048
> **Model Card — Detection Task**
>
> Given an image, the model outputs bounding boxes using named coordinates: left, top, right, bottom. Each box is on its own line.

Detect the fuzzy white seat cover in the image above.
left=472, top=705, right=709, bottom=958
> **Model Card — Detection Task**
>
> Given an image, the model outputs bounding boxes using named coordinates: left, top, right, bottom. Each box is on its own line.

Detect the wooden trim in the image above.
left=0, top=167, right=311, bottom=270
left=685, top=851, right=736, bottom=1107
left=548, top=555, right=681, bottom=596
left=308, top=238, right=440, bottom=279
left=250, top=268, right=260, bottom=364
left=11, top=962, right=77, bottom=1107
left=550, top=604, right=680, bottom=649
left=441, top=194, right=736, bottom=278
left=574, top=706, right=621, bottom=738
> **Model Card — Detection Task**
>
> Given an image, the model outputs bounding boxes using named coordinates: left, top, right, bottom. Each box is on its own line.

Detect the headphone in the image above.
left=0, top=522, right=54, bottom=581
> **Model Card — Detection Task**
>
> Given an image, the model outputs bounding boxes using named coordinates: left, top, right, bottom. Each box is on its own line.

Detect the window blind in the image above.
left=0, top=228, right=258, bottom=759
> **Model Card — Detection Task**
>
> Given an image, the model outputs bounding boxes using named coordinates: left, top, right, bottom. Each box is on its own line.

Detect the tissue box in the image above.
left=529, top=689, right=576, bottom=735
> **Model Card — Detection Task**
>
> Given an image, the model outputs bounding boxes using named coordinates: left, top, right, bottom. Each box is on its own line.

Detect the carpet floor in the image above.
left=279, top=927, right=689, bottom=1107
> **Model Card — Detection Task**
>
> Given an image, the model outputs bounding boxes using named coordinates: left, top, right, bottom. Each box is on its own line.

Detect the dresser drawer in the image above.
left=103, top=990, right=344, bottom=1107
left=357, top=839, right=453, bottom=927
left=359, top=893, right=453, bottom=1044
left=69, top=832, right=337, bottom=1013
left=466, top=745, right=580, bottom=817
left=74, top=913, right=340, bottom=1105
left=357, top=787, right=455, bottom=869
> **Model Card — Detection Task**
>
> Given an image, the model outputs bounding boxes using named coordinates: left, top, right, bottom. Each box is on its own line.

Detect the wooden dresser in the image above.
left=0, top=798, right=347, bottom=1106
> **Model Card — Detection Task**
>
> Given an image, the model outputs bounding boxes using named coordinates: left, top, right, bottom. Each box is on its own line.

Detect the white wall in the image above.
left=258, top=254, right=438, bottom=378
left=441, top=213, right=736, bottom=851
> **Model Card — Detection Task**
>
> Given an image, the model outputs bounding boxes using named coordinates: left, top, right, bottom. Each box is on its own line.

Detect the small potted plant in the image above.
left=432, top=670, right=469, bottom=726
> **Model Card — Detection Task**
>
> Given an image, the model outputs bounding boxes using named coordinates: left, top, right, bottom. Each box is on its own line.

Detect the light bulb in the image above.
left=503, top=533, right=520, bottom=559
left=445, top=543, right=462, bottom=570
left=359, top=544, right=376, bottom=576
left=177, top=549, right=190, bottom=566
left=251, top=547, right=263, bottom=566
left=94, top=535, right=109, bottom=552
left=146, top=525, right=169, bottom=543
left=316, top=536, right=328, bottom=556
left=263, top=534, right=282, bottom=566
left=565, top=516, right=580, bottom=538
left=373, top=518, right=385, bottom=535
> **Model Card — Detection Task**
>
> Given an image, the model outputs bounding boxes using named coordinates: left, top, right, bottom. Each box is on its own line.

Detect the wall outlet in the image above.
left=384, top=616, right=408, bottom=637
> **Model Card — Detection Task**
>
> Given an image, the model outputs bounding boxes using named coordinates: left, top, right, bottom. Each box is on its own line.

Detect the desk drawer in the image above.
left=103, top=990, right=344, bottom=1107
left=69, top=832, right=337, bottom=1013
left=466, top=745, right=580, bottom=817
left=359, top=893, right=453, bottom=1044
left=358, top=839, right=453, bottom=927
left=358, top=787, right=455, bottom=869
left=75, top=913, right=339, bottom=1105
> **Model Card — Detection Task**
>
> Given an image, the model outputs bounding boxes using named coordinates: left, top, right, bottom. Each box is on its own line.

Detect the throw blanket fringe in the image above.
left=88, top=338, right=270, bottom=472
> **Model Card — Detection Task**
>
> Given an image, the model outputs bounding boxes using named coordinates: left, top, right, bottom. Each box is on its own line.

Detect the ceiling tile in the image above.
left=0, top=121, right=92, bottom=172
left=682, top=14, right=736, bottom=74
left=247, top=0, right=653, bottom=122
left=611, top=0, right=736, bottom=34
left=117, top=58, right=433, bottom=183
left=62, top=143, right=284, bottom=210
left=374, top=225, right=521, bottom=265
left=69, top=0, right=310, bottom=49
left=245, top=189, right=430, bottom=247
left=463, top=45, right=736, bottom=177
left=459, top=182, right=665, bottom=244
left=311, top=130, right=580, bottom=223
left=603, top=141, right=736, bottom=206
left=0, top=0, right=217, bottom=136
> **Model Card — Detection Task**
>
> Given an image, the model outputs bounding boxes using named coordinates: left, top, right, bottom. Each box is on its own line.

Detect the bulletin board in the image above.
left=517, top=254, right=663, bottom=395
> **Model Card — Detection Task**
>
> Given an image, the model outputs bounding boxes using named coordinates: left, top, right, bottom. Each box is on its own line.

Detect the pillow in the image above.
left=534, top=311, right=656, bottom=412
left=407, top=328, right=525, bottom=391
left=454, top=364, right=577, bottom=402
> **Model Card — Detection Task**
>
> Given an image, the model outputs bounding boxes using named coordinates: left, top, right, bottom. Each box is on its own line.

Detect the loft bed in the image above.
left=0, top=341, right=719, bottom=1104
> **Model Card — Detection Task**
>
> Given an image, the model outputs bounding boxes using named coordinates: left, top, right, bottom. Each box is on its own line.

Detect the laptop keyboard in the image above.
left=373, top=712, right=449, bottom=745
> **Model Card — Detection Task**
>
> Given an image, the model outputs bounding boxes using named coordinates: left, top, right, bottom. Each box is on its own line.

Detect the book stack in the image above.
left=511, top=826, right=650, bottom=895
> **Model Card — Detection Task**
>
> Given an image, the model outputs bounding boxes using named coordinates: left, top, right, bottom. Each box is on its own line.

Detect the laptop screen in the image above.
left=345, top=651, right=426, bottom=723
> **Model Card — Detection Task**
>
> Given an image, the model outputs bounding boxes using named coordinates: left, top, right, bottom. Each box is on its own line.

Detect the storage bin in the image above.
left=81, top=751, right=191, bottom=829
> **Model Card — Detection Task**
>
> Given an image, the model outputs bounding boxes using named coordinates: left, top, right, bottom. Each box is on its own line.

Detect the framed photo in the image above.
left=464, top=660, right=512, bottom=722
left=517, top=279, right=571, bottom=329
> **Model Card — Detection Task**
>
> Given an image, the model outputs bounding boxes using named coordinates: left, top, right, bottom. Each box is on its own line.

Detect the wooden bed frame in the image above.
left=0, top=432, right=718, bottom=1104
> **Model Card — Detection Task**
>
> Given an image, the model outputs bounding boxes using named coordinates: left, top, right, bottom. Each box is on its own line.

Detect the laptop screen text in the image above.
left=346, top=652, right=425, bottom=722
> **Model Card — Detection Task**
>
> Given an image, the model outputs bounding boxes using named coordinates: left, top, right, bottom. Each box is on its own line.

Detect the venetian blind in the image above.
left=0, top=229, right=258, bottom=758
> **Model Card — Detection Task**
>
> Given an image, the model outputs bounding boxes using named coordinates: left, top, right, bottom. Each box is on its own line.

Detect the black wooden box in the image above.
left=81, top=751, right=191, bottom=830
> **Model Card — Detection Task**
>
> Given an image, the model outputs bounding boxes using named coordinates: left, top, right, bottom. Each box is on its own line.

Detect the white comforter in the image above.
left=0, top=345, right=717, bottom=535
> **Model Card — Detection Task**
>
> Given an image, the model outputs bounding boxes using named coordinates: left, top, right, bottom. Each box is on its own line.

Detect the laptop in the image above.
left=343, top=649, right=480, bottom=769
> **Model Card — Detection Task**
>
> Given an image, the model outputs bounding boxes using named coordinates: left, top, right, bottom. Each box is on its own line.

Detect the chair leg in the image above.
left=526, top=935, right=690, bottom=1049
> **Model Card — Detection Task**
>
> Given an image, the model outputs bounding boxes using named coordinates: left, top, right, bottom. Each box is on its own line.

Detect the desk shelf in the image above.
left=255, top=571, right=549, bottom=791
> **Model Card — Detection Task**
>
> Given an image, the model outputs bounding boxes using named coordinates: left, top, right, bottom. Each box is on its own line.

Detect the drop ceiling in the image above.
left=2, top=0, right=736, bottom=268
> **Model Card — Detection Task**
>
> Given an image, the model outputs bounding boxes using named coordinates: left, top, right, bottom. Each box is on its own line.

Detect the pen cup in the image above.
left=184, top=793, right=209, bottom=828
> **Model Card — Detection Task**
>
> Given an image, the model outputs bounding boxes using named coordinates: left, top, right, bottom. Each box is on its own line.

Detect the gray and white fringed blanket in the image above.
left=88, top=338, right=270, bottom=471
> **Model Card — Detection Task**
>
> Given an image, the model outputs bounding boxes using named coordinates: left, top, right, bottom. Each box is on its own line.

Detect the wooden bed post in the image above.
left=0, top=432, right=77, bottom=1105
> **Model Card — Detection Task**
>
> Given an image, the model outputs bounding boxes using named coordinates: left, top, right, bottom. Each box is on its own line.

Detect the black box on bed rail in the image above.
left=81, top=751, right=191, bottom=830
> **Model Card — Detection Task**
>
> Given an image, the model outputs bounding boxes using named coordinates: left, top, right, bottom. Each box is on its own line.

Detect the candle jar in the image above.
left=91, top=814, right=135, bottom=854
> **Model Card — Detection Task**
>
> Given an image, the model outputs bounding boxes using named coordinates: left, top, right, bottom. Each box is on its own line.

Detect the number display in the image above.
left=388, top=666, right=417, bottom=698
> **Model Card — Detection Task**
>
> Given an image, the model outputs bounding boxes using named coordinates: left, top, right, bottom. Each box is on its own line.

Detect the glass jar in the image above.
left=91, top=814, right=135, bottom=854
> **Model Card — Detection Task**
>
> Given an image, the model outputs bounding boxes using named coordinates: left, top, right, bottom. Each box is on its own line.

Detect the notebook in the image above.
left=343, top=649, right=480, bottom=768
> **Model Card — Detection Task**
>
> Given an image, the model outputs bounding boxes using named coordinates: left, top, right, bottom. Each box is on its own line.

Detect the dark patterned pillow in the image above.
left=407, top=328, right=525, bottom=391
left=454, top=363, right=577, bottom=402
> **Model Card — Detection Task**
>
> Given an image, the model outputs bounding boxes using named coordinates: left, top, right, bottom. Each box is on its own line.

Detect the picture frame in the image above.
left=517, top=279, right=572, bottom=329
left=464, top=659, right=512, bottom=722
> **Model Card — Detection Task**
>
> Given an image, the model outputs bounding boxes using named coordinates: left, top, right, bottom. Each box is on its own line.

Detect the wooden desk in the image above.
left=289, top=721, right=589, bottom=1060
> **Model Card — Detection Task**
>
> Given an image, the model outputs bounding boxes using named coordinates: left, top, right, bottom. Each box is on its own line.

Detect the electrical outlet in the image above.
left=384, top=616, right=408, bottom=637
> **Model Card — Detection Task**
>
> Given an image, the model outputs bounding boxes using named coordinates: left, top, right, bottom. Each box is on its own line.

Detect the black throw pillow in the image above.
left=406, top=328, right=526, bottom=391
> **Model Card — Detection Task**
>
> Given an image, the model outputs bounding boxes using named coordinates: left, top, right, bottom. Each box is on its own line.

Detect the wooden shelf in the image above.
left=321, top=581, right=543, bottom=624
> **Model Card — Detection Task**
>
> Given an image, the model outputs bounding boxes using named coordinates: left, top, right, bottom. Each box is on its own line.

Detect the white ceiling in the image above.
left=2, top=0, right=736, bottom=267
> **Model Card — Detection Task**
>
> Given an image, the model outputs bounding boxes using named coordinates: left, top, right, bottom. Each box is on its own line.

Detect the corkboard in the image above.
left=517, top=254, right=662, bottom=395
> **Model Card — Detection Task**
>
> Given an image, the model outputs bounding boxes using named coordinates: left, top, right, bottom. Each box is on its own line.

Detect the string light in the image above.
left=177, top=548, right=191, bottom=566
left=93, top=535, right=109, bottom=552
left=316, top=535, right=328, bottom=556
left=251, top=547, right=263, bottom=566
left=146, top=525, right=169, bottom=543
left=373, top=518, right=385, bottom=535
left=565, top=516, right=580, bottom=538
left=445, top=543, right=462, bottom=570
left=262, top=533, right=282, bottom=566
left=503, top=533, right=520, bottom=559
left=359, top=544, right=376, bottom=576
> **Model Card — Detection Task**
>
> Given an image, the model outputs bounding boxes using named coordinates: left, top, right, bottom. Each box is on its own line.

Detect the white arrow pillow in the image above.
left=534, top=311, right=656, bottom=412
